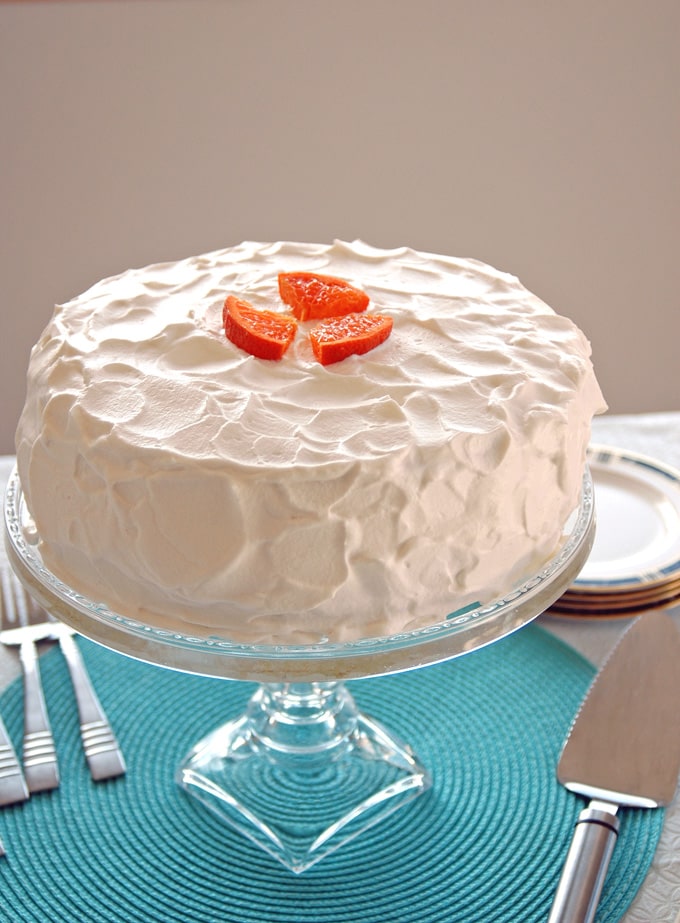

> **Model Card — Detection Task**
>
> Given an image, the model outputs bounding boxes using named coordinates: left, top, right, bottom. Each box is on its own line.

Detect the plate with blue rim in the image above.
left=564, top=445, right=680, bottom=601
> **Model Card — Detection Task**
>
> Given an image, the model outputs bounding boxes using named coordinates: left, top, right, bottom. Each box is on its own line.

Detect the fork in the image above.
left=1, top=569, right=126, bottom=782
left=51, top=621, right=126, bottom=781
left=0, top=569, right=59, bottom=793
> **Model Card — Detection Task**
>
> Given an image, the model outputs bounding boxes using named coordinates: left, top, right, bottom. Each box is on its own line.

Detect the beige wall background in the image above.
left=1, top=0, right=678, bottom=455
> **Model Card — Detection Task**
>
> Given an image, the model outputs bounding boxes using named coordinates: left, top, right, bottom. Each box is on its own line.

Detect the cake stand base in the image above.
left=176, top=681, right=431, bottom=873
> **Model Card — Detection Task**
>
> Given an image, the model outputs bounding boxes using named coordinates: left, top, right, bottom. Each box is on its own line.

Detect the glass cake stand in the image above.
left=4, top=467, right=594, bottom=873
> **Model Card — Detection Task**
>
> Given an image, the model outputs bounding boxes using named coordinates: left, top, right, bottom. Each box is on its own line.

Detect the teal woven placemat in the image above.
left=0, top=626, right=663, bottom=923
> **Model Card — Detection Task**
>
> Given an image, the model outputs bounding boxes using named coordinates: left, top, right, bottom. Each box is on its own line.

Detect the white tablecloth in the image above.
left=2, top=411, right=680, bottom=921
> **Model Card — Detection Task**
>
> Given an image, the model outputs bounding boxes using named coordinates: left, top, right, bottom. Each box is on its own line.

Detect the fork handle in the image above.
left=19, top=640, right=60, bottom=793
left=0, top=713, right=29, bottom=806
left=57, top=633, right=126, bottom=781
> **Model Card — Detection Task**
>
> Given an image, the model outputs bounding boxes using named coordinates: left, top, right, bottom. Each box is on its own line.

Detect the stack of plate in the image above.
left=548, top=445, right=680, bottom=619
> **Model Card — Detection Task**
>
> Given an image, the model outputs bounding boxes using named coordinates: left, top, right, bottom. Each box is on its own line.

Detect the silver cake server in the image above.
left=548, top=610, right=680, bottom=923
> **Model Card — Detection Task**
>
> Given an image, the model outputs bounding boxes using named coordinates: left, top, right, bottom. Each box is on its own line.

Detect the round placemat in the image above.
left=0, top=626, right=664, bottom=923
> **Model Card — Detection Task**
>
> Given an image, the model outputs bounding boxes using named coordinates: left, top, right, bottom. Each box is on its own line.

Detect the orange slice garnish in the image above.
left=309, top=313, right=393, bottom=365
left=223, top=295, right=298, bottom=360
left=278, top=271, right=369, bottom=321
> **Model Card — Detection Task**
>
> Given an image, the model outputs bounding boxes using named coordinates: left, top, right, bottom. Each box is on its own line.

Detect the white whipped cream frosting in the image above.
left=16, top=240, right=606, bottom=643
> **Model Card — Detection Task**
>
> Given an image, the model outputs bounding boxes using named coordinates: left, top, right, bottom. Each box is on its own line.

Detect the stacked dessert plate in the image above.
left=549, top=445, right=680, bottom=619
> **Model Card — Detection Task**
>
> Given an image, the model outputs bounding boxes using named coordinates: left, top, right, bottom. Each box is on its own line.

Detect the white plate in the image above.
left=575, top=445, right=680, bottom=590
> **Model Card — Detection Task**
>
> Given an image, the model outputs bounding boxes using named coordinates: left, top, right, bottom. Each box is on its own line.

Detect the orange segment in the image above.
left=309, top=313, right=393, bottom=365
left=223, top=295, right=298, bottom=360
left=278, top=271, right=369, bottom=321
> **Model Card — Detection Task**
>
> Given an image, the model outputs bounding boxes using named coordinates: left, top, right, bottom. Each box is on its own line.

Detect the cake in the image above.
left=15, top=240, right=606, bottom=644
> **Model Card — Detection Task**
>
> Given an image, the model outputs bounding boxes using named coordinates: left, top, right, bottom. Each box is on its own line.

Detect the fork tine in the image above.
left=15, top=584, right=31, bottom=627
left=5, top=577, right=42, bottom=629
left=0, top=569, right=17, bottom=628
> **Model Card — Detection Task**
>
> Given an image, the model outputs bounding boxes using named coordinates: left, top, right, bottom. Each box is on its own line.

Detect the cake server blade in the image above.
left=548, top=610, right=680, bottom=923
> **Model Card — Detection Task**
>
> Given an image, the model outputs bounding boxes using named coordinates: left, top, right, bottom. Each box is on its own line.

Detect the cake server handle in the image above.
left=56, top=629, right=126, bottom=781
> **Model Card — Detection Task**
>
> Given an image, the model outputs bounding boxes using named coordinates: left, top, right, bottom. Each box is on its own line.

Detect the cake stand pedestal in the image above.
left=4, top=467, right=594, bottom=874
left=177, top=681, right=428, bottom=872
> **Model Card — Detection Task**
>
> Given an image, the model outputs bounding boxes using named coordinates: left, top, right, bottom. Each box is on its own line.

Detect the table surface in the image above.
left=2, top=411, right=679, bottom=922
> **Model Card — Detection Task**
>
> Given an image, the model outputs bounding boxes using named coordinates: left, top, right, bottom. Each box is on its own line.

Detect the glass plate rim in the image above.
left=4, top=465, right=594, bottom=679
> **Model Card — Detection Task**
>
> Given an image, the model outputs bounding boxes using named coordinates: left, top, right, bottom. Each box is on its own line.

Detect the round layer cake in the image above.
left=15, top=240, right=606, bottom=644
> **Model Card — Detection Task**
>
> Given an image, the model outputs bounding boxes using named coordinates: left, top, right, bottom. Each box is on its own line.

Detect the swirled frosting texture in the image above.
left=16, top=240, right=606, bottom=643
